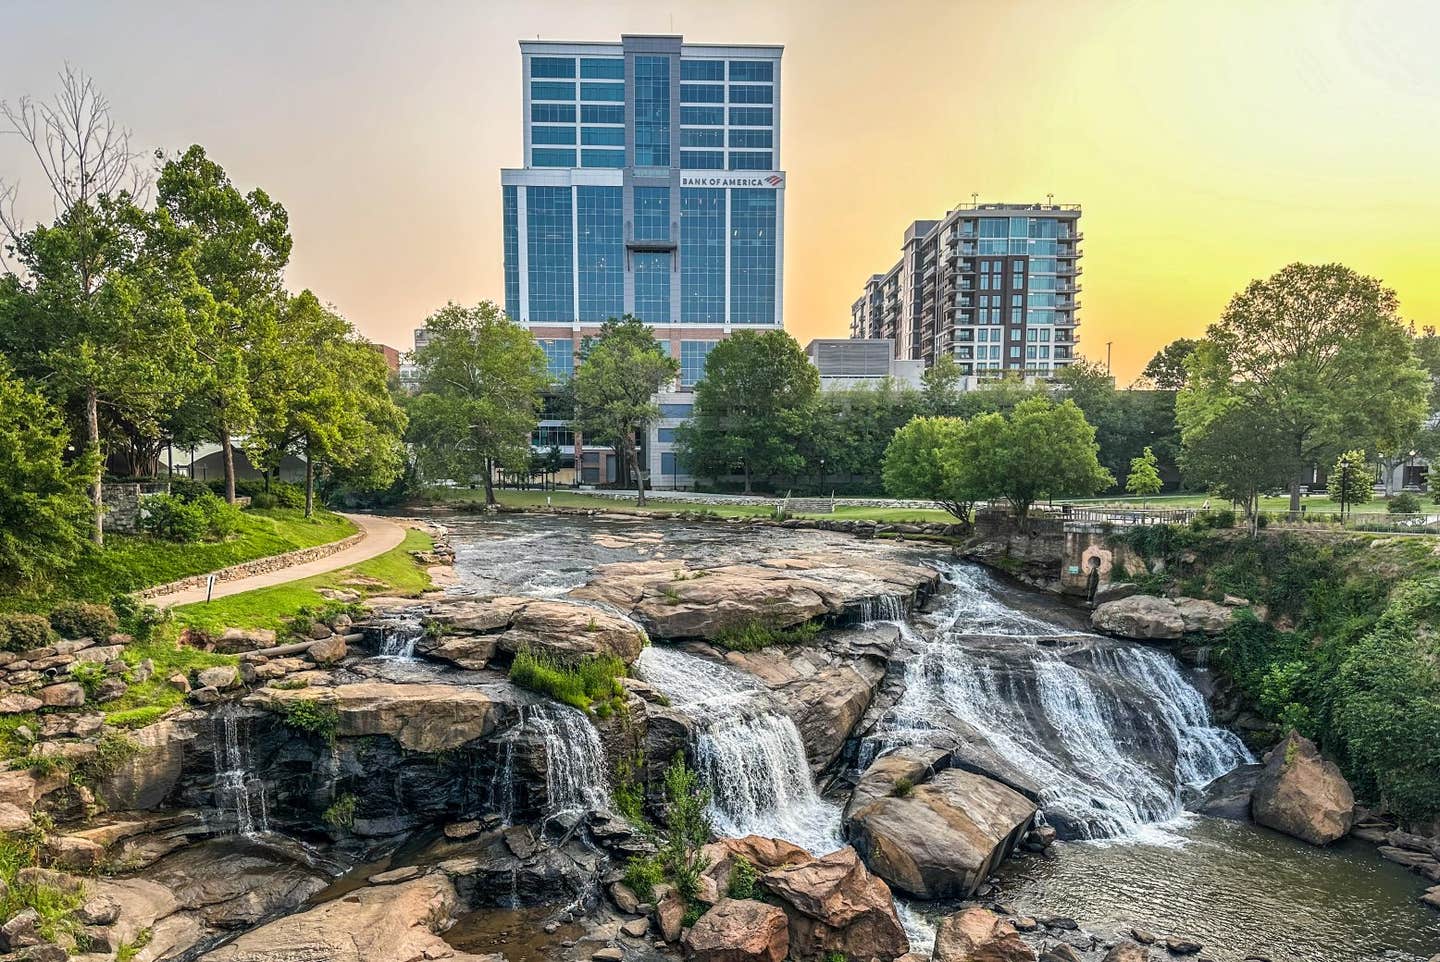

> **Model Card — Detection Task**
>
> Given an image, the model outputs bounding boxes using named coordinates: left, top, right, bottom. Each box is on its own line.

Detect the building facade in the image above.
left=501, top=34, right=786, bottom=488
left=851, top=203, right=1081, bottom=382
left=805, top=338, right=923, bottom=391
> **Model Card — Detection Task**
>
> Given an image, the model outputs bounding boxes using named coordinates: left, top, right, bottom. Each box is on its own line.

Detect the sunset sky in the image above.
left=5, top=0, right=1438, bottom=382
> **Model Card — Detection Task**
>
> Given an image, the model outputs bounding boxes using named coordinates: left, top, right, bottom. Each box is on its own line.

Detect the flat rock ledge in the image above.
left=571, top=552, right=940, bottom=642
left=412, top=596, right=648, bottom=670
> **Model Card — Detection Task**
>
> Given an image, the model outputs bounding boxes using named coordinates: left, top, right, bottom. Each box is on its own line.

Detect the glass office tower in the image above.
left=502, top=35, right=786, bottom=489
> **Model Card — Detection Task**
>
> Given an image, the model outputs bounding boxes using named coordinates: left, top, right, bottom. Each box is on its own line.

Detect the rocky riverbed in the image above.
left=2, top=513, right=1438, bottom=962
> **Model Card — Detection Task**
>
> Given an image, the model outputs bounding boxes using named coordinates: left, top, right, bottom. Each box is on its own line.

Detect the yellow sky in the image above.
left=5, top=0, right=1438, bottom=382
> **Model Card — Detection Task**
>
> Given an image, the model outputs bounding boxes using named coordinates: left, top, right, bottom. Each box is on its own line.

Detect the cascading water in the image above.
left=377, top=616, right=424, bottom=660
left=212, top=706, right=269, bottom=836
left=489, top=703, right=613, bottom=820
left=857, top=594, right=908, bottom=624
left=635, top=645, right=842, bottom=854
left=866, top=561, right=1252, bottom=841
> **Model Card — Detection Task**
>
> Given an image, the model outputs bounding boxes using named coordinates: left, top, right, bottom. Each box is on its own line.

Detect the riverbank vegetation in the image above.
left=1111, top=524, right=1440, bottom=823
left=507, top=646, right=627, bottom=716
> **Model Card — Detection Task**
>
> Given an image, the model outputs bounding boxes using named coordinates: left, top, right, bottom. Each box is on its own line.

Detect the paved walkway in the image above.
left=149, top=513, right=409, bottom=608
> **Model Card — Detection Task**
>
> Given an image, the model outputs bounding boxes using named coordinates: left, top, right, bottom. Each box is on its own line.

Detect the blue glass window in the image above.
left=680, top=84, right=724, bottom=103
left=538, top=338, right=574, bottom=379
left=728, top=85, right=773, bottom=104
left=660, top=403, right=693, bottom=418
left=728, top=129, right=772, bottom=148
left=680, top=188, right=725, bottom=324
left=728, top=151, right=772, bottom=170
left=580, top=57, right=624, bottom=79
left=526, top=186, right=573, bottom=322
left=979, top=218, right=1008, bottom=238
left=680, top=340, right=718, bottom=387
left=582, top=105, right=625, bottom=124
left=634, top=187, right=670, bottom=242
left=728, top=61, right=773, bottom=82
left=532, top=103, right=576, bottom=123
left=580, top=82, right=625, bottom=102
left=681, top=129, right=724, bottom=147
left=681, top=106, right=724, bottom=126
left=531, top=57, right=575, bottom=78
left=576, top=186, right=623, bottom=322
left=582, top=126, right=625, bottom=146
left=681, top=150, right=724, bottom=169
left=633, top=55, right=671, bottom=167
left=681, top=60, right=725, bottom=81
left=532, top=126, right=576, bottom=145
left=730, top=189, right=776, bottom=325
left=531, top=148, right=576, bottom=167
left=657, top=427, right=677, bottom=442
left=581, top=149, right=625, bottom=168
left=502, top=186, right=519, bottom=319
left=634, top=252, right=672, bottom=324
left=661, top=452, right=679, bottom=475
left=729, top=107, right=772, bottom=126
left=531, top=81, right=575, bottom=101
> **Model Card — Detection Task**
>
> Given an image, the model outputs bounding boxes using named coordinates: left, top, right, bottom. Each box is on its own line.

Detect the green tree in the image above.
left=0, top=359, right=99, bottom=590
left=573, top=317, right=677, bottom=506
left=1141, top=337, right=1201, bottom=390
left=1324, top=449, right=1373, bottom=512
left=920, top=353, right=964, bottom=416
left=154, top=145, right=292, bottom=504
left=676, top=330, right=818, bottom=494
left=1125, top=446, right=1163, bottom=503
left=975, top=396, right=1114, bottom=525
left=407, top=301, right=547, bottom=505
left=881, top=416, right=986, bottom=523
left=1184, top=264, right=1428, bottom=514
left=1177, top=388, right=1291, bottom=522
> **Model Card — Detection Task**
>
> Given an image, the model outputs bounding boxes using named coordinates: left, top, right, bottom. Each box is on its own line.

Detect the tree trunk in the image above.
left=743, top=464, right=753, bottom=495
left=86, top=385, right=103, bottom=547
left=220, top=423, right=237, bottom=504
left=304, top=436, right=315, bottom=518
left=632, top=437, right=646, bottom=507
left=483, top=458, right=497, bottom=506
left=1289, top=467, right=1304, bottom=515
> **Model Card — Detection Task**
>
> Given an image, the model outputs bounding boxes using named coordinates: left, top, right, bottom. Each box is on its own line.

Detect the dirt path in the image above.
left=148, top=513, right=408, bottom=608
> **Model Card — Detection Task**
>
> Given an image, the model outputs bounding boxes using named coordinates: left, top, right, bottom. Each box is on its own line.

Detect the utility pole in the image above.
left=1106, top=341, right=1113, bottom=375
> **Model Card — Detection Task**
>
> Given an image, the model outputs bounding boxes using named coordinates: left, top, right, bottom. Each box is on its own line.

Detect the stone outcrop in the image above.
left=844, top=766, right=1036, bottom=899
left=195, top=874, right=481, bottom=962
left=417, top=596, right=646, bottom=668
left=572, top=553, right=938, bottom=642
left=245, top=682, right=518, bottom=753
left=1251, top=731, right=1355, bottom=845
left=684, top=898, right=790, bottom=962
left=1090, top=595, right=1234, bottom=640
left=698, top=835, right=812, bottom=904
left=761, top=846, right=908, bottom=962
left=932, top=906, right=1036, bottom=962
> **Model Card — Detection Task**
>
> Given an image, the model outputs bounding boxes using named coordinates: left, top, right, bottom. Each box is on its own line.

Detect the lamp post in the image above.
left=1409, top=449, right=1419, bottom=490
left=818, top=457, right=826, bottom=492
left=1339, top=457, right=1351, bottom=522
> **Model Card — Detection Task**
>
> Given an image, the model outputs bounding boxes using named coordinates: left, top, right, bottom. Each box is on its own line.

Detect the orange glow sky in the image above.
left=5, top=0, right=1438, bottom=382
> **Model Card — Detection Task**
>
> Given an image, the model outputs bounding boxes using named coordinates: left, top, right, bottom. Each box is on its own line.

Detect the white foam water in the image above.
left=212, top=707, right=269, bottom=836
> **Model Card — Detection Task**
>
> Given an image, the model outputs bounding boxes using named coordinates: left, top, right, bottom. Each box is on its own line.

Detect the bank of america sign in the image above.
left=679, top=172, right=785, bottom=188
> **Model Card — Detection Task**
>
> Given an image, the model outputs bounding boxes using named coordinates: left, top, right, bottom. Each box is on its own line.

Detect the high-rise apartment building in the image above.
left=501, top=34, right=785, bottom=488
left=850, top=204, right=1081, bottom=380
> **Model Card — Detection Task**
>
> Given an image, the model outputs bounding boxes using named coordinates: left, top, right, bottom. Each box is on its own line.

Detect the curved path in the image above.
left=149, top=513, right=408, bottom=608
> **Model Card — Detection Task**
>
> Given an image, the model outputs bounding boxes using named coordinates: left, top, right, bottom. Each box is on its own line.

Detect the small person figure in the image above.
left=1085, top=556, right=1102, bottom=606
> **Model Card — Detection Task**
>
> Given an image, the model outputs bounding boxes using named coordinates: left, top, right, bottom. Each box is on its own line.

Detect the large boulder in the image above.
left=1173, top=598, right=1233, bottom=634
left=94, top=718, right=196, bottom=810
left=195, top=874, right=481, bottom=962
left=1251, top=731, right=1355, bottom=845
left=845, top=768, right=1036, bottom=899
left=245, top=682, right=516, bottom=753
left=761, top=846, right=908, bottom=962
left=684, top=898, right=790, bottom=962
left=932, top=907, right=1036, bottom=962
left=1190, top=764, right=1263, bottom=821
left=418, top=597, right=645, bottom=667
left=1089, top=596, right=1184, bottom=640
left=698, top=835, right=812, bottom=904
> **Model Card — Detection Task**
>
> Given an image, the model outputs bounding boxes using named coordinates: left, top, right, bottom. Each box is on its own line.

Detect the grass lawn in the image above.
left=1053, top=492, right=1414, bottom=513
left=172, top=527, right=435, bottom=634
left=1, top=508, right=357, bottom=612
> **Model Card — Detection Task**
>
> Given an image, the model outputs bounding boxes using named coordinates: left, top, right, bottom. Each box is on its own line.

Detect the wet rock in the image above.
left=194, top=875, right=469, bottom=961
left=932, top=906, right=1035, bottom=962
left=245, top=682, right=516, bottom=752
left=1387, top=830, right=1440, bottom=857
left=684, top=898, right=789, bottom=962
left=1089, top=596, right=1184, bottom=640
left=38, top=682, right=84, bottom=708
left=1165, top=936, right=1202, bottom=955
left=94, top=718, right=195, bottom=810
left=1191, top=764, right=1262, bottom=820
left=761, top=846, right=908, bottom=962
left=1040, top=917, right=1078, bottom=931
left=445, top=820, right=482, bottom=840
left=845, top=766, right=1036, bottom=899
left=1102, top=942, right=1150, bottom=962
left=592, top=948, right=623, bottom=961
left=1251, top=731, right=1355, bottom=845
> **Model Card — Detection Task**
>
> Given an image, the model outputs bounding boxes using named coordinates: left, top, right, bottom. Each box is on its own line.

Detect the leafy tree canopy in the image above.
left=1142, top=337, right=1201, bottom=390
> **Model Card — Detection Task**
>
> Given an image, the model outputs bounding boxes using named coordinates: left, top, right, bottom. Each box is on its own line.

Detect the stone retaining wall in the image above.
left=136, top=530, right=366, bottom=600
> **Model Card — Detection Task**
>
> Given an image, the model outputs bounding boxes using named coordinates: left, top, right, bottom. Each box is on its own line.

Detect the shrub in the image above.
left=70, top=732, right=139, bottom=786
left=713, top=618, right=821, bottom=652
left=141, top=494, right=209, bottom=542
left=198, top=493, right=243, bottom=538
left=211, top=478, right=305, bottom=509
left=623, top=854, right=664, bottom=902
left=49, top=601, right=119, bottom=641
left=0, top=830, right=84, bottom=945
left=507, top=646, right=625, bottom=714
left=726, top=854, right=759, bottom=899
left=277, top=699, right=340, bottom=743
left=67, top=661, right=108, bottom=699
left=110, top=595, right=170, bottom=642
left=167, top=477, right=210, bottom=503
left=247, top=492, right=280, bottom=510
left=0, top=613, right=57, bottom=652
left=323, top=793, right=357, bottom=830
left=892, top=776, right=915, bottom=798
left=1387, top=492, right=1423, bottom=514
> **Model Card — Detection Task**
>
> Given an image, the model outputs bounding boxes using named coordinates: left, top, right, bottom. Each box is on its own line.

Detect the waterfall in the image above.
left=867, top=562, right=1253, bottom=841
left=211, top=707, right=269, bottom=836
left=636, top=646, right=842, bottom=855
left=377, top=616, right=424, bottom=659
left=490, top=703, right=613, bottom=819
left=858, top=594, right=907, bottom=624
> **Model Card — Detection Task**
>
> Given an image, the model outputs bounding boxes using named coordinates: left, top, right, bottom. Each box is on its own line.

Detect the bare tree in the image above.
left=0, top=65, right=150, bottom=545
